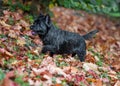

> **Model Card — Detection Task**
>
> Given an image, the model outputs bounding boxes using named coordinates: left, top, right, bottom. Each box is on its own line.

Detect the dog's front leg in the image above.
left=41, top=45, right=55, bottom=57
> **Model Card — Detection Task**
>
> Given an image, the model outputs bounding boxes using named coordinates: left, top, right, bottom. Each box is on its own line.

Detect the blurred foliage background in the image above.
left=1, top=0, right=120, bottom=17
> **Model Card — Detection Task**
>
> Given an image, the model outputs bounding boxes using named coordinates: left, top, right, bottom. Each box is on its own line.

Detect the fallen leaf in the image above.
left=85, top=54, right=96, bottom=63
left=20, top=20, right=29, bottom=29
left=0, top=77, right=19, bottom=86
left=54, top=84, right=62, bottom=86
left=74, top=74, right=85, bottom=82
left=8, top=30, right=18, bottom=38
left=0, top=20, right=11, bottom=28
left=63, top=66, right=78, bottom=74
left=12, top=13, right=22, bottom=20
left=28, top=79, right=34, bottom=86
left=83, top=62, right=98, bottom=73
left=0, top=48, right=13, bottom=58
left=101, top=78, right=109, bottom=83
left=87, top=78, right=96, bottom=82
left=6, top=71, right=15, bottom=78
left=87, top=70, right=99, bottom=79
left=94, top=79, right=102, bottom=86
left=0, top=71, right=19, bottom=86
left=17, top=37, right=26, bottom=46
left=114, top=80, right=120, bottom=86
left=3, top=10, right=11, bottom=15
left=4, top=50, right=13, bottom=58
left=11, top=25, right=22, bottom=30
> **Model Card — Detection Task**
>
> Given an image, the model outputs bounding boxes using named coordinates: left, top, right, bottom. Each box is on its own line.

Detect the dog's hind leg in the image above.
left=72, top=53, right=76, bottom=57
left=49, top=52, right=55, bottom=57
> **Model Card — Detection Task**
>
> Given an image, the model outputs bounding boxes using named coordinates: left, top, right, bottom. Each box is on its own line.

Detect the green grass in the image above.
left=117, top=72, right=120, bottom=79
left=0, top=34, right=6, bottom=38
left=26, top=51, right=39, bottom=60
left=100, top=72, right=111, bottom=80
left=55, top=55, right=69, bottom=67
left=14, top=76, right=29, bottom=86
left=0, top=69, right=5, bottom=81
left=88, top=48, right=104, bottom=66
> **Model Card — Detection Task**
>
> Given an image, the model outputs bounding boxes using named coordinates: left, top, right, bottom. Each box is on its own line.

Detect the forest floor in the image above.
left=0, top=7, right=120, bottom=86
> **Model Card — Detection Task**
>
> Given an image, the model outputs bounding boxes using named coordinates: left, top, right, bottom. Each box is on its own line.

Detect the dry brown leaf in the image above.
left=63, top=66, right=78, bottom=74
left=17, top=37, right=26, bottom=46
left=28, top=79, right=34, bottom=86
left=70, top=67, right=79, bottom=73
left=0, top=48, right=13, bottom=58
left=108, top=72, right=118, bottom=80
left=4, top=50, right=13, bottom=58
left=31, top=46, right=43, bottom=55
left=0, top=20, right=11, bottom=28
left=12, top=13, right=22, bottom=20
left=112, top=64, right=120, bottom=71
left=114, top=81, right=120, bottom=86
left=8, top=30, right=18, bottom=38
left=3, top=10, right=11, bottom=15
left=83, top=62, right=98, bottom=73
left=20, top=20, right=29, bottom=29
left=11, top=25, right=22, bottom=30
left=85, top=54, right=96, bottom=63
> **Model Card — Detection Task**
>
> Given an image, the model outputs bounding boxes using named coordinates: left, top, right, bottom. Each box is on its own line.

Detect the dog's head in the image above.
left=30, top=13, right=52, bottom=36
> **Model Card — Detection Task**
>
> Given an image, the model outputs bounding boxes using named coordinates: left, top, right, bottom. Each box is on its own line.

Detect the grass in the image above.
left=0, top=69, right=5, bottom=81
left=14, top=76, right=29, bottom=86
left=88, top=48, right=104, bottom=66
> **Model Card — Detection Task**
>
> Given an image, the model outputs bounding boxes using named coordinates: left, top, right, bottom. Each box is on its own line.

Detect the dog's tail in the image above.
left=83, top=29, right=99, bottom=40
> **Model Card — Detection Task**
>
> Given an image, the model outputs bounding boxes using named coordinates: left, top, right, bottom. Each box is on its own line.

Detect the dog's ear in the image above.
left=45, top=14, right=51, bottom=27
left=38, top=13, right=44, bottom=18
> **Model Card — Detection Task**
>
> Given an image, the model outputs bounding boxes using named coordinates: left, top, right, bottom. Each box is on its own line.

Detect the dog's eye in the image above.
left=33, top=22, right=37, bottom=25
left=40, top=23, right=46, bottom=28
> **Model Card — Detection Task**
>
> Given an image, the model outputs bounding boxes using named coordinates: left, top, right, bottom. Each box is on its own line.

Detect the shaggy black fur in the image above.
left=30, top=13, right=98, bottom=61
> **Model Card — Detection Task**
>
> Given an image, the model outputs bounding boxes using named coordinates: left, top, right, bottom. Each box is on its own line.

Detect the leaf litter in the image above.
left=0, top=7, right=120, bottom=86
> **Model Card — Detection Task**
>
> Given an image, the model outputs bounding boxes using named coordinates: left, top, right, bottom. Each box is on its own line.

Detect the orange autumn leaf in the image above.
left=54, top=84, right=62, bottom=86
left=87, top=78, right=96, bottom=82
left=94, top=79, right=102, bottom=86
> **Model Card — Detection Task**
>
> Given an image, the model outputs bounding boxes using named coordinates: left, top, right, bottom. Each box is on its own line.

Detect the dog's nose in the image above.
left=30, top=25, right=34, bottom=29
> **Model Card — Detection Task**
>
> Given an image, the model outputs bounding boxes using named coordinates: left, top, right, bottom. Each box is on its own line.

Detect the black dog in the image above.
left=30, top=13, right=98, bottom=61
